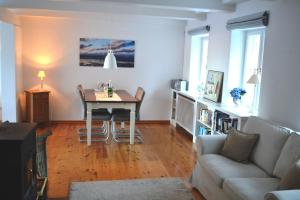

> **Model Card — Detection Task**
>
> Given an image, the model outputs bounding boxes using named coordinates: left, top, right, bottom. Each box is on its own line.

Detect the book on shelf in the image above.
left=198, top=126, right=211, bottom=136
left=200, top=108, right=213, bottom=126
left=214, top=110, right=229, bottom=132
left=214, top=110, right=239, bottom=134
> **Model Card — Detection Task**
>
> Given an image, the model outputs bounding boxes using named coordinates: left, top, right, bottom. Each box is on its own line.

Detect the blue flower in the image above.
left=230, top=88, right=246, bottom=101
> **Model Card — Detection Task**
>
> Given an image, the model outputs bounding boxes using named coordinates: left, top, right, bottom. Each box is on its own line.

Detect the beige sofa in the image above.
left=191, top=116, right=300, bottom=200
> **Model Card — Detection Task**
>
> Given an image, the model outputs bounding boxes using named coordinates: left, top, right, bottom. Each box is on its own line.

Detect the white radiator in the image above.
left=176, top=94, right=195, bottom=135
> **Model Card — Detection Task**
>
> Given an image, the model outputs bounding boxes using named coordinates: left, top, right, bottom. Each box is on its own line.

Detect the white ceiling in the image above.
left=0, top=0, right=249, bottom=20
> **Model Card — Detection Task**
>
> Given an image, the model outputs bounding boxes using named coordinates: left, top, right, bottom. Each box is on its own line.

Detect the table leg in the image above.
left=130, top=103, right=136, bottom=145
left=86, top=103, right=92, bottom=146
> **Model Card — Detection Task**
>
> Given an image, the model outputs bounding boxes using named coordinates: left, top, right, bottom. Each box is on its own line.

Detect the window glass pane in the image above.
left=200, top=37, right=208, bottom=86
left=189, top=35, right=209, bottom=92
left=242, top=29, right=264, bottom=112
left=189, top=36, right=201, bottom=92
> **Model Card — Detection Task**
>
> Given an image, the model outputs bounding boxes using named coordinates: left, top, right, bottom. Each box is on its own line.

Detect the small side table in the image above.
left=25, top=90, right=50, bottom=123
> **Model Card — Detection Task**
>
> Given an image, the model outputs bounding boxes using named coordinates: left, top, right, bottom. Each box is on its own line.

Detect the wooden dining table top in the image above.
left=84, top=89, right=138, bottom=103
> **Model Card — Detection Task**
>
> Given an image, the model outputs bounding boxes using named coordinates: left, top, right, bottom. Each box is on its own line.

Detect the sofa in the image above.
left=191, top=116, right=300, bottom=200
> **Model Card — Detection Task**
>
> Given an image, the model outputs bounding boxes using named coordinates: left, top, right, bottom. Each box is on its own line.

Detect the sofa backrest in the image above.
left=273, top=133, right=300, bottom=178
left=242, top=116, right=290, bottom=175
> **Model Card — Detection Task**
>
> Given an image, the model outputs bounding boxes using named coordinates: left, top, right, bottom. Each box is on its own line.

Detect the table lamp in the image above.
left=37, top=70, right=46, bottom=89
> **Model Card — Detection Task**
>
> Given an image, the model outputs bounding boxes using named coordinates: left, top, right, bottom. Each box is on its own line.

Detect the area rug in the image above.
left=69, top=177, right=195, bottom=200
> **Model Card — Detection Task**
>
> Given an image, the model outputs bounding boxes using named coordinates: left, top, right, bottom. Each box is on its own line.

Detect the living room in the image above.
left=0, top=0, right=299, bottom=200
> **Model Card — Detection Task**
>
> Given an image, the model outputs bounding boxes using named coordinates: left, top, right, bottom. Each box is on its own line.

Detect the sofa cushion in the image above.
left=242, top=117, right=290, bottom=175
left=273, top=133, right=300, bottom=178
left=223, top=178, right=279, bottom=200
left=279, top=159, right=300, bottom=190
left=199, top=154, right=269, bottom=188
left=220, top=129, right=259, bottom=163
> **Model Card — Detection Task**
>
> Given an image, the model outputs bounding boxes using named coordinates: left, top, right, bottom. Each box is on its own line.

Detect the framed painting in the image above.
left=79, top=38, right=135, bottom=68
left=203, top=70, right=224, bottom=103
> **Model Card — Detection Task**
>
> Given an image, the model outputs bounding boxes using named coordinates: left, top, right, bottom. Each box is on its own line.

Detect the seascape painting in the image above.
left=80, top=38, right=135, bottom=68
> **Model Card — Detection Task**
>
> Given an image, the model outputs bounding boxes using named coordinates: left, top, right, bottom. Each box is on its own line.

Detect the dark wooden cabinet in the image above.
left=25, top=90, right=50, bottom=123
left=0, top=122, right=37, bottom=200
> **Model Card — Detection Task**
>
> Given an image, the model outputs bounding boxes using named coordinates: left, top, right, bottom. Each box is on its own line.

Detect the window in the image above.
left=242, top=29, right=265, bottom=112
left=228, top=28, right=265, bottom=114
left=189, top=35, right=209, bottom=92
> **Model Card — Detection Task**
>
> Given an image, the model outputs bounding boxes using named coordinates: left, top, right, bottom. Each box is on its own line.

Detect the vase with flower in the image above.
left=230, top=88, right=246, bottom=105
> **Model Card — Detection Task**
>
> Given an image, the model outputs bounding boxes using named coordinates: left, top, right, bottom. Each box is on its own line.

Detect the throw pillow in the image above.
left=279, top=159, right=300, bottom=190
left=220, top=129, right=259, bottom=163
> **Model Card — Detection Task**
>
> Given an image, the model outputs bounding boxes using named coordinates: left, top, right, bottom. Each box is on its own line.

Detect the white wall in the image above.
left=21, top=15, right=185, bottom=120
left=183, top=0, right=300, bottom=131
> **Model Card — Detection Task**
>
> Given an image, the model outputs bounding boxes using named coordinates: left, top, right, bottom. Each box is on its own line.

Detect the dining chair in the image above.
left=111, top=87, right=145, bottom=143
left=77, top=84, right=111, bottom=142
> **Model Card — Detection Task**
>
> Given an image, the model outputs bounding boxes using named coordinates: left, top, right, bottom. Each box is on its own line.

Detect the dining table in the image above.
left=84, top=89, right=138, bottom=145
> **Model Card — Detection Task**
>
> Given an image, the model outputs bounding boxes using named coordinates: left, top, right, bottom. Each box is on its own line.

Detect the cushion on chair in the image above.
left=199, top=154, right=269, bottom=188
left=242, top=117, right=290, bottom=175
left=220, top=129, right=259, bottom=163
left=112, top=109, right=130, bottom=122
left=273, top=133, right=300, bottom=178
left=223, top=178, right=279, bottom=200
left=91, top=109, right=112, bottom=121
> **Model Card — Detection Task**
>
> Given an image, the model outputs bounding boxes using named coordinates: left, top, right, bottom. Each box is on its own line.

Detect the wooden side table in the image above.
left=25, top=90, right=50, bottom=123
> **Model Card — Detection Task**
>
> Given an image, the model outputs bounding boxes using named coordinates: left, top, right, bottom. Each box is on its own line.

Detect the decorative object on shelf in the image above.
left=203, top=70, right=224, bottom=103
left=79, top=38, right=135, bottom=68
left=230, top=88, right=246, bottom=105
left=197, top=82, right=205, bottom=96
left=170, top=79, right=189, bottom=91
left=37, top=70, right=46, bottom=89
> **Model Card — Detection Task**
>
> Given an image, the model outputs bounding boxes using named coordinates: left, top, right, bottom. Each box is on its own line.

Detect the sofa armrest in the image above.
left=264, top=190, right=300, bottom=200
left=196, top=135, right=227, bottom=157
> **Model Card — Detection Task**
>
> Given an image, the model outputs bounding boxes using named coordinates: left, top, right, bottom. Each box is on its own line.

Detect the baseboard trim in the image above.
left=50, top=120, right=170, bottom=125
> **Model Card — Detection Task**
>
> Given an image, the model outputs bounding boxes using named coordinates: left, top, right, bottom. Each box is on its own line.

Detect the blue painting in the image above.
left=80, top=38, right=135, bottom=68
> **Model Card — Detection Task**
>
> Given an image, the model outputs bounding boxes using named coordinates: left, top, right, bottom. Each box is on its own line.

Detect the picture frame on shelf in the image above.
left=203, top=70, right=224, bottom=103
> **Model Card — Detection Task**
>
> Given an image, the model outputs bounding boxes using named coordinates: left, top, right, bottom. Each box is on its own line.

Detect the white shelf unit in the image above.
left=170, top=89, right=252, bottom=143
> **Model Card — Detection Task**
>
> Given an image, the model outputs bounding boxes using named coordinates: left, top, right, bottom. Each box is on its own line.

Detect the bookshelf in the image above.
left=170, top=89, right=252, bottom=143
left=195, top=97, right=250, bottom=137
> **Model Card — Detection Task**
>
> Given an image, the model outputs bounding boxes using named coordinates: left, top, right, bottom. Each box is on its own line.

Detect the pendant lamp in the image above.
left=103, top=42, right=118, bottom=69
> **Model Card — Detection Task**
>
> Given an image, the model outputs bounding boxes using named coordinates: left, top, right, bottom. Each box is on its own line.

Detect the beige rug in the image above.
left=69, top=177, right=195, bottom=200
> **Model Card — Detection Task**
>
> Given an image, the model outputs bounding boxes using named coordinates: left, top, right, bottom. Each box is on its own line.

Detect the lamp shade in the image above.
left=103, top=50, right=117, bottom=69
left=247, top=74, right=259, bottom=84
left=37, top=70, right=46, bottom=79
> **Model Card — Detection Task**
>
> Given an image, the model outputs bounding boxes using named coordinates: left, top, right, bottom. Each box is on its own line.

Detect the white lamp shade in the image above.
left=103, top=50, right=117, bottom=69
left=37, top=70, right=46, bottom=79
left=247, top=74, right=260, bottom=84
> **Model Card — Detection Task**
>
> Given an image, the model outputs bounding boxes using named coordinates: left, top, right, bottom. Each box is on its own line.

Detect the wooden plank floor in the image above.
left=41, top=123, right=205, bottom=200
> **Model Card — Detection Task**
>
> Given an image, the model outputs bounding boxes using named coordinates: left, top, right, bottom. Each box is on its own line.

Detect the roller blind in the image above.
left=226, top=11, right=269, bottom=30
left=188, top=25, right=210, bottom=36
